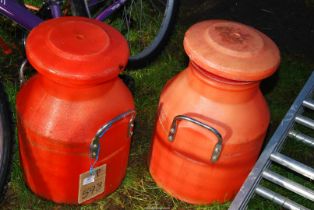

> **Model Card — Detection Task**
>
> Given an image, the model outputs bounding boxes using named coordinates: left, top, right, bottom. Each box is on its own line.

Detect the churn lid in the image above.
left=26, top=17, right=129, bottom=85
left=184, top=20, right=280, bottom=81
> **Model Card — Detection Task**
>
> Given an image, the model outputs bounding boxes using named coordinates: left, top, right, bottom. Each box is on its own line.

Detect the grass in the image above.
left=1, top=0, right=314, bottom=209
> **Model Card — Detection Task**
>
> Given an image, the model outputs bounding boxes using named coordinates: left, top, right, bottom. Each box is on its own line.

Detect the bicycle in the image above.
left=0, top=81, right=13, bottom=203
left=0, top=0, right=178, bottom=202
left=0, top=0, right=178, bottom=66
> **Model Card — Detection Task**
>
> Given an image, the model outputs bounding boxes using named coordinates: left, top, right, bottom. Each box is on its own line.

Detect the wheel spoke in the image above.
left=71, top=0, right=178, bottom=67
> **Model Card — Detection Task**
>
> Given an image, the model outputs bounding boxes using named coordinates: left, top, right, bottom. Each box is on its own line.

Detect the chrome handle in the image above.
left=90, top=110, right=136, bottom=159
left=19, top=59, right=30, bottom=85
left=168, top=115, right=223, bottom=163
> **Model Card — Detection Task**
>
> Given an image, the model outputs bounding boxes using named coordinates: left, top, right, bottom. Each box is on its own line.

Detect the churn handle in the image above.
left=19, top=59, right=31, bottom=86
left=90, top=110, right=136, bottom=159
left=168, top=115, right=223, bottom=163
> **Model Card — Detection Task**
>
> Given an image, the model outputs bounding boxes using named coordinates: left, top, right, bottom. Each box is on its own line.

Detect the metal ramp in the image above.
left=229, top=72, right=314, bottom=210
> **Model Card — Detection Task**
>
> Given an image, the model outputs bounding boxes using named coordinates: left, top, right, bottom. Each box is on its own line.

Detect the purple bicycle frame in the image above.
left=0, top=0, right=127, bottom=31
left=0, top=0, right=42, bottom=30
left=93, top=0, right=127, bottom=21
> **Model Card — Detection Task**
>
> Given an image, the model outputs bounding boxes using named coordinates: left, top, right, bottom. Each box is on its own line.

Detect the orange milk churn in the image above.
left=16, top=17, right=135, bottom=204
left=149, top=20, right=280, bottom=204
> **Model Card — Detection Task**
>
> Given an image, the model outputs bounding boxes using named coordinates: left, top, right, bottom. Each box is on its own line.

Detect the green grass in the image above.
left=1, top=0, right=314, bottom=209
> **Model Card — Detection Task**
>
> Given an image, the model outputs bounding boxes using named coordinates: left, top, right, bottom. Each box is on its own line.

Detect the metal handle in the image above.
left=90, top=110, right=136, bottom=159
left=19, top=59, right=30, bottom=85
left=168, top=115, right=223, bottom=163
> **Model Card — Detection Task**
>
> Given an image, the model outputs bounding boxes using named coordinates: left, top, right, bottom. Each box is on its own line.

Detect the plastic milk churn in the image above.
left=16, top=17, right=136, bottom=204
left=149, top=20, right=280, bottom=204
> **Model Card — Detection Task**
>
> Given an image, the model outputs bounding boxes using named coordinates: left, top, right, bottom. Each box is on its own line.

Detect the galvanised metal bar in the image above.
left=295, top=115, right=314, bottom=130
left=302, top=99, right=314, bottom=110
left=255, top=185, right=310, bottom=210
left=262, top=170, right=314, bottom=202
left=288, top=130, right=314, bottom=147
left=270, top=152, right=314, bottom=180
left=229, top=72, right=314, bottom=210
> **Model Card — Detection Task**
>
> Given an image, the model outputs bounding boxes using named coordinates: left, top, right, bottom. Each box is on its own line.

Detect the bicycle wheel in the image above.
left=71, top=0, right=179, bottom=67
left=0, top=82, right=13, bottom=203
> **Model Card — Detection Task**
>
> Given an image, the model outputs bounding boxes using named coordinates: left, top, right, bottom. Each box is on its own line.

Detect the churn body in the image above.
left=149, top=20, right=280, bottom=204
left=16, top=17, right=135, bottom=204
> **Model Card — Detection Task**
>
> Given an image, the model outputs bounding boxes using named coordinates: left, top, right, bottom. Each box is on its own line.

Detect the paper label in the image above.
left=78, top=164, right=106, bottom=204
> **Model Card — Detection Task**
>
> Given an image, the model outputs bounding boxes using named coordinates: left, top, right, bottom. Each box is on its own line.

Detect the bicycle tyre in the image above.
left=0, top=82, right=13, bottom=203
left=71, top=0, right=179, bottom=67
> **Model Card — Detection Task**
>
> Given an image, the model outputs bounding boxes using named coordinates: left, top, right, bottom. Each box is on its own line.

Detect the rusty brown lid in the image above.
left=184, top=20, right=280, bottom=81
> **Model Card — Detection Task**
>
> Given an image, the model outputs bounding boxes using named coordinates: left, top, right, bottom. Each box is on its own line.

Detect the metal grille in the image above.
left=229, top=72, right=314, bottom=210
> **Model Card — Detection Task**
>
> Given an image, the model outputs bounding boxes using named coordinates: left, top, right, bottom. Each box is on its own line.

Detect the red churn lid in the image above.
left=184, top=20, right=280, bottom=81
left=26, top=17, right=129, bottom=85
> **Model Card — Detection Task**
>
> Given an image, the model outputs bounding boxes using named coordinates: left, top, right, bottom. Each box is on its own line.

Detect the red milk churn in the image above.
left=149, top=20, right=280, bottom=204
left=16, top=17, right=135, bottom=204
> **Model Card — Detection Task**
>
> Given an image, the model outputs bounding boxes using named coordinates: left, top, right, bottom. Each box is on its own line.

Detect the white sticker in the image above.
left=83, top=175, right=95, bottom=185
